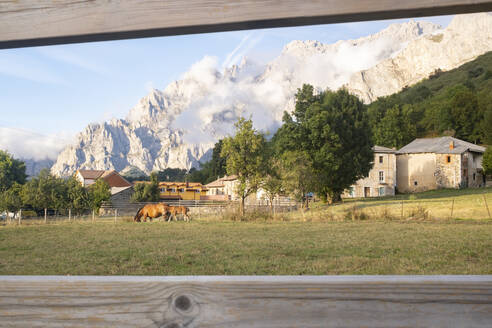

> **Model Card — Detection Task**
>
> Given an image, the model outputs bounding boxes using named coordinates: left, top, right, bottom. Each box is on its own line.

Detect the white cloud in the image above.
left=171, top=29, right=412, bottom=144
left=0, top=127, right=73, bottom=161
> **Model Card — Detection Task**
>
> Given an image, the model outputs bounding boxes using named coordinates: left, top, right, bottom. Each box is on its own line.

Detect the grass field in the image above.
left=1, top=188, right=491, bottom=275
left=0, top=220, right=491, bottom=275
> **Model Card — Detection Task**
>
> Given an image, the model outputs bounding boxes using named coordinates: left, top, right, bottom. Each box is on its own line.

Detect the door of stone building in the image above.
left=364, top=187, right=370, bottom=198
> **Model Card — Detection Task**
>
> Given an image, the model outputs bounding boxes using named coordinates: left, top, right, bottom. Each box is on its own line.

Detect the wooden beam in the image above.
left=1, top=0, right=492, bottom=49
left=0, top=276, right=491, bottom=327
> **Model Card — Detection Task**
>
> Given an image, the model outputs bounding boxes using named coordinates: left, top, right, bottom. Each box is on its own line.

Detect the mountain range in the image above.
left=48, top=13, right=492, bottom=177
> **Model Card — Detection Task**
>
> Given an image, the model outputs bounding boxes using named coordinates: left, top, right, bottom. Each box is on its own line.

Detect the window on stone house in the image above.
left=378, top=187, right=385, bottom=196
left=414, top=181, right=418, bottom=186
left=379, top=156, right=383, bottom=164
left=379, top=171, right=384, bottom=182
left=473, top=173, right=476, bottom=181
left=447, top=156, right=451, bottom=163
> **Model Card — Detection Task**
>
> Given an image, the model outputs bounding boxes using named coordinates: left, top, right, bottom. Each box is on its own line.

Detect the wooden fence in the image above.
left=0, top=275, right=491, bottom=327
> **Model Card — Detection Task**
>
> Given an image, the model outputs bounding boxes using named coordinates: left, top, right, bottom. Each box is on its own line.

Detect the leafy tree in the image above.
left=260, top=150, right=284, bottom=214
left=278, top=150, right=317, bottom=208
left=205, top=139, right=227, bottom=182
left=157, top=168, right=187, bottom=182
left=221, top=117, right=267, bottom=215
left=88, top=179, right=111, bottom=212
left=0, top=150, right=27, bottom=192
left=0, top=182, right=23, bottom=220
left=275, top=85, right=373, bottom=203
left=131, top=183, right=147, bottom=202
left=21, top=169, right=56, bottom=214
left=131, top=172, right=160, bottom=202
left=448, top=86, right=481, bottom=142
left=373, top=104, right=417, bottom=149
left=484, top=147, right=492, bottom=176
left=66, top=177, right=89, bottom=215
left=483, top=108, right=492, bottom=145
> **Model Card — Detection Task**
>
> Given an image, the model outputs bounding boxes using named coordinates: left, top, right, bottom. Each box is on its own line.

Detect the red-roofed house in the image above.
left=75, top=169, right=132, bottom=196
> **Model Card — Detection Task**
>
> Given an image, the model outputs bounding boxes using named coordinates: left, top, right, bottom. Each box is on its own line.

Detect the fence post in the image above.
left=483, top=195, right=491, bottom=219
left=18, top=209, right=22, bottom=225
left=450, top=199, right=454, bottom=219
left=44, top=208, right=47, bottom=224
left=92, top=210, right=95, bottom=223
left=401, top=200, right=404, bottom=220
left=114, top=209, right=117, bottom=224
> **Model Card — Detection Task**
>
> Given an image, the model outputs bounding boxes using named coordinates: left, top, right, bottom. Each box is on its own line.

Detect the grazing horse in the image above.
left=167, top=205, right=191, bottom=222
left=134, top=203, right=170, bottom=222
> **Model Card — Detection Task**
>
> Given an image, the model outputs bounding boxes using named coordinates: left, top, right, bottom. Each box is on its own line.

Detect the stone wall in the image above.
left=435, top=153, right=461, bottom=189
left=345, top=152, right=396, bottom=198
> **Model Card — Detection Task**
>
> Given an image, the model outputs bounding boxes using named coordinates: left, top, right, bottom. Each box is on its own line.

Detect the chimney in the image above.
left=449, top=140, right=454, bottom=150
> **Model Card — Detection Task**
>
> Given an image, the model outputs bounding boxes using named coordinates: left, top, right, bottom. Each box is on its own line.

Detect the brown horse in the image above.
left=134, top=203, right=170, bottom=222
left=167, top=205, right=191, bottom=222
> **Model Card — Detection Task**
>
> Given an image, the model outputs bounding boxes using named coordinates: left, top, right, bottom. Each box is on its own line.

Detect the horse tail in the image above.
left=134, top=207, right=143, bottom=222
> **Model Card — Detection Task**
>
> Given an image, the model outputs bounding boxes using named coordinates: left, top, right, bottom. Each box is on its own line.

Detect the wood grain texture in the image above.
left=1, top=0, right=492, bottom=48
left=0, top=276, right=491, bottom=327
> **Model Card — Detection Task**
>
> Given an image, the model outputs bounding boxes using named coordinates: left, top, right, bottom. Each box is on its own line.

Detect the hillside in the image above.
left=368, top=51, right=492, bottom=148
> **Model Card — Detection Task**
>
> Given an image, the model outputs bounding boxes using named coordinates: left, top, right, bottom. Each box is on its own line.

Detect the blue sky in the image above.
left=0, top=15, right=453, bottom=158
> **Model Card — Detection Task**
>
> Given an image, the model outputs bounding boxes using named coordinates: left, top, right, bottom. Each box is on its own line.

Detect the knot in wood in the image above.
left=174, top=295, right=191, bottom=311
left=161, top=323, right=182, bottom=328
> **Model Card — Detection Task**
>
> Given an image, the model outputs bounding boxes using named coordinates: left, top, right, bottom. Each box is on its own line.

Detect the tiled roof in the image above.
left=77, top=169, right=105, bottom=179
left=158, top=182, right=205, bottom=188
left=373, top=145, right=396, bottom=153
left=101, top=171, right=132, bottom=188
left=205, top=175, right=238, bottom=188
left=397, top=137, right=485, bottom=154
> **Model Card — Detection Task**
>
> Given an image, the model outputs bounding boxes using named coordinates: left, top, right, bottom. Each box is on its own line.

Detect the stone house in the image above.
left=396, top=137, right=486, bottom=193
left=344, top=146, right=397, bottom=198
left=204, top=175, right=239, bottom=201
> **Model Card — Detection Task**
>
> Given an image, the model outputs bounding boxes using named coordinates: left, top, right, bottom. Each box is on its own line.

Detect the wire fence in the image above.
left=0, top=199, right=300, bottom=225
left=2, top=192, right=491, bottom=225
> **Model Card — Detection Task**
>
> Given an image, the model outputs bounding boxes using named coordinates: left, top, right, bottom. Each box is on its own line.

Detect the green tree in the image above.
left=88, top=179, right=111, bottom=212
left=275, top=86, right=373, bottom=203
left=260, top=150, right=284, bottom=214
left=157, top=168, right=187, bottom=182
left=131, top=172, right=160, bottom=202
left=448, top=86, right=481, bottom=142
left=66, top=177, right=89, bottom=215
left=221, top=117, right=267, bottom=215
left=21, top=169, right=56, bottom=215
left=483, top=147, right=492, bottom=176
left=373, top=104, right=417, bottom=149
left=278, top=150, right=317, bottom=208
left=0, top=150, right=27, bottom=192
left=483, top=108, right=492, bottom=145
left=0, top=182, right=23, bottom=221
left=147, top=172, right=160, bottom=202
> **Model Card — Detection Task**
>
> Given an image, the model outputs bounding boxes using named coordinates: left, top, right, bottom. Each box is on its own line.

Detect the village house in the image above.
left=158, top=182, right=208, bottom=201
left=396, top=136, right=486, bottom=193
left=204, top=175, right=239, bottom=201
left=344, top=145, right=397, bottom=198
left=75, top=169, right=133, bottom=203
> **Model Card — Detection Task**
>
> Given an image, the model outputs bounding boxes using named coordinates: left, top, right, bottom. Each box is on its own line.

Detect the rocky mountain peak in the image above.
left=50, top=14, right=492, bottom=177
